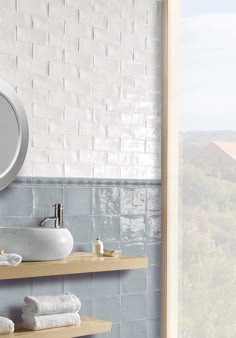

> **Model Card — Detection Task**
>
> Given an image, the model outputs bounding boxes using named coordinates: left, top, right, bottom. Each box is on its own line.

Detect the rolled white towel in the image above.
left=0, top=316, right=14, bottom=334
left=0, top=253, right=22, bottom=266
left=21, top=312, right=81, bottom=331
left=23, top=293, right=81, bottom=315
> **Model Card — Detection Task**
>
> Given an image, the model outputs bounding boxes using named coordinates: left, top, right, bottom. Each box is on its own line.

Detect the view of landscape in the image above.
left=180, top=133, right=236, bottom=337
left=180, top=1, right=236, bottom=337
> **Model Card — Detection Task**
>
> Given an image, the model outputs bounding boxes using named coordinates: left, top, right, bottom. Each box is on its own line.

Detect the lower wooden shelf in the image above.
left=1, top=316, right=112, bottom=338
left=0, top=252, right=148, bottom=280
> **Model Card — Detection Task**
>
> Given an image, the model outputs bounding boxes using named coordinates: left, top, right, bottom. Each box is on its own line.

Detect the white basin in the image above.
left=0, top=227, right=74, bottom=261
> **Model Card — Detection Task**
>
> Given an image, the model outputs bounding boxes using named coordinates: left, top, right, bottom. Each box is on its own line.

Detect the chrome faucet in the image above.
left=39, top=204, right=64, bottom=228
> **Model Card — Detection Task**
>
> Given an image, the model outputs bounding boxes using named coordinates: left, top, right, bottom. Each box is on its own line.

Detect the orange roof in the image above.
left=213, top=141, right=236, bottom=161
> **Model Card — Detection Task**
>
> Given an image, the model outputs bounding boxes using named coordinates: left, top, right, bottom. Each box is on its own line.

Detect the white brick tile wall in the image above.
left=49, top=61, right=78, bottom=78
left=65, top=50, right=92, bottom=67
left=50, top=119, right=78, bottom=135
left=79, top=10, right=107, bottom=29
left=32, top=118, right=49, bottom=133
left=33, top=44, right=63, bottom=62
left=33, top=16, right=64, bottom=35
left=0, top=0, right=15, bottom=9
left=67, top=0, right=93, bottom=11
left=107, top=152, right=133, bottom=166
left=94, top=164, right=120, bottom=179
left=34, top=103, right=63, bottom=120
left=65, top=163, right=93, bottom=178
left=79, top=39, right=106, bottom=56
left=94, top=138, right=120, bottom=152
left=121, top=166, right=147, bottom=179
left=94, top=110, right=120, bottom=124
left=65, top=135, right=93, bottom=150
left=17, top=27, right=48, bottom=45
left=33, top=162, right=64, bottom=177
left=50, top=149, right=79, bottom=163
left=0, top=9, right=31, bottom=28
left=65, top=21, right=92, bottom=39
left=80, top=122, right=106, bottom=137
left=121, top=140, right=145, bottom=153
left=49, top=4, right=78, bottom=21
left=0, top=0, right=161, bottom=179
left=33, top=132, right=64, bottom=149
left=79, top=150, right=106, bottom=164
left=65, top=106, right=92, bottom=122
left=94, top=55, right=120, bottom=73
left=18, top=57, right=48, bottom=76
left=18, top=0, right=48, bottom=16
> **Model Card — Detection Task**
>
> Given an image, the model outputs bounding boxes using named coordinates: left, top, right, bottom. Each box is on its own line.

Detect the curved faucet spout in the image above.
left=39, top=217, right=57, bottom=227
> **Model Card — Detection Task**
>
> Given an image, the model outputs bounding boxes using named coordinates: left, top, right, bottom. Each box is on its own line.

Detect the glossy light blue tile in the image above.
left=33, top=187, right=63, bottom=217
left=93, top=216, right=120, bottom=241
left=0, top=279, right=32, bottom=323
left=121, top=215, right=146, bottom=241
left=146, top=318, right=160, bottom=338
left=103, top=241, right=121, bottom=250
left=121, top=320, right=147, bottom=338
left=64, top=274, right=92, bottom=300
left=147, top=242, right=161, bottom=266
left=0, top=216, right=33, bottom=227
left=0, top=176, right=161, bottom=338
left=92, top=272, right=120, bottom=298
left=121, top=269, right=147, bottom=294
left=120, top=188, right=146, bottom=215
left=33, top=216, right=44, bottom=227
left=64, top=215, right=92, bottom=243
left=0, top=186, right=32, bottom=216
left=11, top=176, right=32, bottom=186
left=147, top=187, right=161, bottom=213
left=93, top=187, right=120, bottom=215
left=147, top=214, right=161, bottom=240
left=80, top=299, right=92, bottom=317
left=121, top=294, right=145, bottom=322
left=32, top=177, right=64, bottom=186
left=146, top=292, right=160, bottom=319
left=64, top=188, right=92, bottom=215
left=74, top=243, right=92, bottom=252
left=32, top=276, right=64, bottom=295
left=121, top=242, right=146, bottom=256
left=92, top=296, right=120, bottom=323
left=147, top=266, right=160, bottom=292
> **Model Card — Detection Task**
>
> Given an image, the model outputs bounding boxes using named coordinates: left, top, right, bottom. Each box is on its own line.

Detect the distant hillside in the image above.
left=181, top=131, right=236, bottom=159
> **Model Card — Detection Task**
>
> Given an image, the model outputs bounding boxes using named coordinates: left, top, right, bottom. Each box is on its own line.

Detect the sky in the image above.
left=181, top=0, right=236, bottom=131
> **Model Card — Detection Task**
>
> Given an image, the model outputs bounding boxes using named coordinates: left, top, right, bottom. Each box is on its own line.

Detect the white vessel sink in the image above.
left=0, top=227, right=74, bottom=261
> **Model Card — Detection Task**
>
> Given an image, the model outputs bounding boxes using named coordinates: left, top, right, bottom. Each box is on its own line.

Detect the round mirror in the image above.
left=0, top=80, right=29, bottom=191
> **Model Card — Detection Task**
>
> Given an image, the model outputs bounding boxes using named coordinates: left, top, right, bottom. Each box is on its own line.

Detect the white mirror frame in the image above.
left=0, top=80, right=29, bottom=191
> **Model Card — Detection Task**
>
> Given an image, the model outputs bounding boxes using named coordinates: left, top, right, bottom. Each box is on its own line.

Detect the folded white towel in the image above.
left=0, top=253, right=22, bottom=266
left=21, top=312, right=80, bottom=331
left=0, top=316, right=14, bottom=334
left=23, top=293, right=81, bottom=315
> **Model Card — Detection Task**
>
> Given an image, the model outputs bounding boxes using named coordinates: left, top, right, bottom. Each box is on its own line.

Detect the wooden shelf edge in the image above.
left=0, top=252, right=148, bottom=280
left=0, top=316, right=112, bottom=338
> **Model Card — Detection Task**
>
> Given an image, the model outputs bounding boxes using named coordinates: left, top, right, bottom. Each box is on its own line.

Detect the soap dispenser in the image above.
left=93, top=235, right=104, bottom=257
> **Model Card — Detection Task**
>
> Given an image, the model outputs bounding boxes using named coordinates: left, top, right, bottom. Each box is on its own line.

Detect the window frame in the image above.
left=161, top=0, right=179, bottom=337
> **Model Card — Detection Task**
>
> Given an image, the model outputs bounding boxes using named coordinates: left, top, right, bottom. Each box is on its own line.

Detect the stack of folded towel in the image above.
left=0, top=316, right=14, bottom=334
left=21, top=293, right=81, bottom=331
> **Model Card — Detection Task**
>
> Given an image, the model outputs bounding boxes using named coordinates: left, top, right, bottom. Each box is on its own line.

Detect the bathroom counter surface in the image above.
left=1, top=316, right=112, bottom=337
left=0, top=252, right=148, bottom=280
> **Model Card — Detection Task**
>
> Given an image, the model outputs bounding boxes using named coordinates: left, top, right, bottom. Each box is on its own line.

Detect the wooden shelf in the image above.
left=0, top=316, right=112, bottom=338
left=0, top=252, right=148, bottom=280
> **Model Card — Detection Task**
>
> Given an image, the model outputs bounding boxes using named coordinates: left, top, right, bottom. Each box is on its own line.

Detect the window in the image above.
left=162, top=1, right=236, bottom=337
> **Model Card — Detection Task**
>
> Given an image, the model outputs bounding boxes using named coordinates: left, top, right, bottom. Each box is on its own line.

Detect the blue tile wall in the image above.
left=0, top=178, right=161, bottom=338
